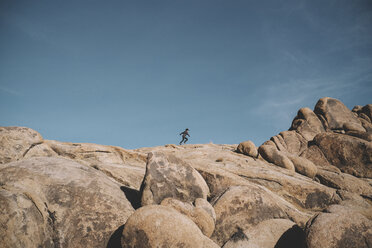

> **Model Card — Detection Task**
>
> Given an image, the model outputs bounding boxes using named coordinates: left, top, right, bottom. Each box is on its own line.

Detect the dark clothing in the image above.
left=180, top=136, right=188, bottom=145
left=180, top=130, right=189, bottom=137
left=179, top=130, right=190, bottom=145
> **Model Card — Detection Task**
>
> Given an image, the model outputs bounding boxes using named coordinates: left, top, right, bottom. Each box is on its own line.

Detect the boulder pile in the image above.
left=0, top=97, right=371, bottom=248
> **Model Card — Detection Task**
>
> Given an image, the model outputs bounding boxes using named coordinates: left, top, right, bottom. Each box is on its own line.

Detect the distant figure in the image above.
left=179, top=128, right=190, bottom=145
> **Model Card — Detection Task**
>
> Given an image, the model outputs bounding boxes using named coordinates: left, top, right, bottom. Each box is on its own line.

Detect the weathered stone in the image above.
left=222, top=219, right=304, bottom=248
left=194, top=198, right=216, bottom=222
left=270, top=134, right=287, bottom=152
left=211, top=185, right=305, bottom=246
left=236, top=140, right=258, bottom=158
left=0, top=126, right=44, bottom=164
left=268, top=131, right=308, bottom=155
left=258, top=145, right=295, bottom=172
left=343, top=122, right=366, bottom=132
left=345, top=130, right=372, bottom=142
left=140, top=152, right=209, bottom=206
left=44, top=140, right=147, bottom=189
left=121, top=205, right=219, bottom=248
left=352, top=105, right=363, bottom=113
left=287, top=154, right=317, bottom=179
left=197, top=167, right=252, bottom=198
left=360, top=117, right=372, bottom=133
left=305, top=205, right=372, bottom=248
left=160, top=198, right=215, bottom=237
left=261, top=140, right=276, bottom=147
left=361, top=104, right=372, bottom=121
left=314, top=97, right=364, bottom=131
left=315, top=169, right=372, bottom=196
left=336, top=190, right=372, bottom=218
left=197, top=163, right=338, bottom=213
left=279, top=131, right=308, bottom=154
left=299, top=144, right=333, bottom=169
left=290, top=107, right=325, bottom=141
left=314, top=132, right=372, bottom=178
left=92, top=162, right=145, bottom=190
left=0, top=157, right=134, bottom=248
left=23, top=143, right=58, bottom=159
left=45, top=140, right=146, bottom=166
left=3, top=112, right=372, bottom=248
left=220, top=227, right=249, bottom=248
left=135, top=142, right=341, bottom=212
left=359, top=113, right=372, bottom=123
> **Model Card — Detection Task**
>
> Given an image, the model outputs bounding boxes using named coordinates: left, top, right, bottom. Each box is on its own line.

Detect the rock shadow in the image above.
left=274, top=225, right=306, bottom=248
left=106, top=224, right=124, bottom=248
left=120, top=186, right=141, bottom=210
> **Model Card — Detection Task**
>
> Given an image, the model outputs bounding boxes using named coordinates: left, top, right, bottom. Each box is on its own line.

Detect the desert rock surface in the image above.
left=0, top=97, right=371, bottom=247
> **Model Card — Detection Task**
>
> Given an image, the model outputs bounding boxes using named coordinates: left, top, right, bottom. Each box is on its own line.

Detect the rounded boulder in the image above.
left=258, top=145, right=295, bottom=172
left=121, top=205, right=219, bottom=248
left=305, top=205, right=372, bottom=248
left=236, top=140, right=258, bottom=158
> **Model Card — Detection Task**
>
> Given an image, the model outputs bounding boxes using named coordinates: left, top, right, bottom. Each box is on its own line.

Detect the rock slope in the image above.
left=0, top=97, right=371, bottom=248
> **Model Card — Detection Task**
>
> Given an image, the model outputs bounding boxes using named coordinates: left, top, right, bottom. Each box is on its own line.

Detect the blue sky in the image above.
left=1, top=0, right=372, bottom=149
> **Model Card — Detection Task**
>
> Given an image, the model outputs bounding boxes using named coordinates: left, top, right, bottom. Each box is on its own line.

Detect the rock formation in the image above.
left=305, top=205, right=372, bottom=248
left=0, top=97, right=371, bottom=248
left=0, top=157, right=134, bottom=248
left=140, top=152, right=209, bottom=206
left=121, top=205, right=219, bottom=248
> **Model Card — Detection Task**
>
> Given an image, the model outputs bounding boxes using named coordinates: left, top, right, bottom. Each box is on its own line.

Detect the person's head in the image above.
left=186, top=128, right=189, bottom=131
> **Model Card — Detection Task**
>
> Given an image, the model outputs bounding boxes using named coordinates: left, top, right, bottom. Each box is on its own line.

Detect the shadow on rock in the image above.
left=106, top=224, right=124, bottom=248
left=274, top=225, right=306, bottom=248
left=120, top=186, right=141, bottom=210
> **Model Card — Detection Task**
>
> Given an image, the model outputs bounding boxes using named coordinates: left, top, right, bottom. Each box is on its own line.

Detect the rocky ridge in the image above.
left=0, top=97, right=371, bottom=248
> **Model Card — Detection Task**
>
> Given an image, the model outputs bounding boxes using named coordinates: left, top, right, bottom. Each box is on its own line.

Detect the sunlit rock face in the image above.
left=0, top=97, right=371, bottom=248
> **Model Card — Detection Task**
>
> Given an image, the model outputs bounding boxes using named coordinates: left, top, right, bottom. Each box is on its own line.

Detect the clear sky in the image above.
left=1, top=0, right=372, bottom=149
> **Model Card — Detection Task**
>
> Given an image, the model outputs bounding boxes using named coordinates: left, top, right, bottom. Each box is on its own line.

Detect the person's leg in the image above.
left=180, top=137, right=185, bottom=145
left=184, top=137, right=188, bottom=144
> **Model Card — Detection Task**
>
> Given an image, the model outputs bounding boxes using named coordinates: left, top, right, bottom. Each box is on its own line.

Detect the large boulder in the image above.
left=0, top=126, right=44, bottom=164
left=279, top=131, right=308, bottom=154
left=44, top=140, right=147, bottom=190
left=195, top=198, right=216, bottom=223
left=345, top=130, right=372, bottom=142
left=44, top=140, right=146, bottom=165
left=299, top=144, right=335, bottom=170
left=305, top=205, right=372, bottom=248
left=359, top=118, right=372, bottom=133
left=290, top=107, right=325, bottom=141
left=313, top=132, right=372, bottom=178
left=269, top=131, right=308, bottom=155
left=160, top=198, right=215, bottom=237
left=362, top=104, right=372, bottom=121
left=222, top=219, right=305, bottom=248
left=314, top=97, right=364, bottom=131
left=23, top=143, right=58, bottom=159
left=0, top=157, right=134, bottom=248
left=197, top=167, right=252, bottom=198
left=354, top=104, right=372, bottom=123
left=258, top=145, right=295, bottom=172
left=140, top=152, right=210, bottom=206
left=336, top=190, right=372, bottom=217
left=236, top=140, right=258, bottom=158
left=286, top=154, right=317, bottom=179
left=0, top=126, right=147, bottom=190
left=121, top=205, right=219, bottom=248
left=196, top=160, right=338, bottom=212
left=316, top=169, right=372, bottom=196
left=210, top=185, right=306, bottom=246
